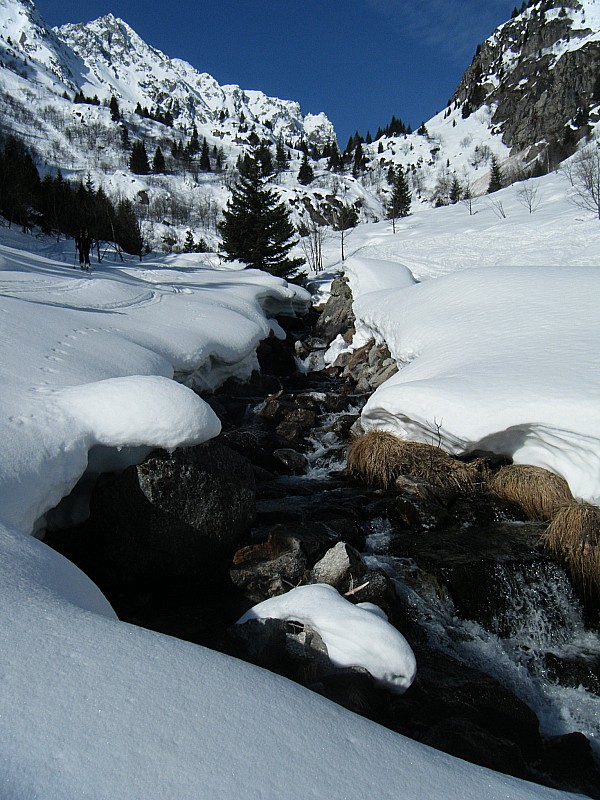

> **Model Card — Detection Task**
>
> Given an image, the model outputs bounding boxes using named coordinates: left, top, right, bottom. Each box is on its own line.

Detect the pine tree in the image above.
left=217, top=159, right=304, bottom=279
left=352, top=142, right=367, bottom=176
left=129, top=140, right=150, bottom=175
left=183, top=229, right=196, bottom=252
left=276, top=138, right=288, bottom=173
left=298, top=153, right=314, bottom=185
left=187, top=125, right=200, bottom=156
left=487, top=155, right=503, bottom=193
left=115, top=199, right=143, bottom=257
left=387, top=165, right=411, bottom=232
left=152, top=146, right=166, bottom=173
left=449, top=175, right=462, bottom=204
left=327, top=144, right=342, bottom=172
left=120, top=125, right=130, bottom=151
left=109, top=95, right=121, bottom=122
left=199, top=138, right=211, bottom=171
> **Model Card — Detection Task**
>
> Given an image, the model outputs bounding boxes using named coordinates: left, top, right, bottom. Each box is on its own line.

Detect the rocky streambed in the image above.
left=46, top=279, right=600, bottom=798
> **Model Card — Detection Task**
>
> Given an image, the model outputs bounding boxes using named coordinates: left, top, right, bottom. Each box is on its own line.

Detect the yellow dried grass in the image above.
left=489, top=464, right=573, bottom=521
left=346, top=430, right=476, bottom=492
left=543, top=502, right=600, bottom=595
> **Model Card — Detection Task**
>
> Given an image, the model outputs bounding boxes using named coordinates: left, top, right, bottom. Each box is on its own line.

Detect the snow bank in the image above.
left=238, top=583, right=417, bottom=693
left=346, top=259, right=600, bottom=503
left=0, top=247, right=308, bottom=533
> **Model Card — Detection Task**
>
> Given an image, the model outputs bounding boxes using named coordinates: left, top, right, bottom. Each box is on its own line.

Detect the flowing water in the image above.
left=284, top=396, right=600, bottom=758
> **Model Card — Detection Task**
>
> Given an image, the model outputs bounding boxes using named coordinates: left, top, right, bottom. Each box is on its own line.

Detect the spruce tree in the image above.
left=352, top=142, right=367, bottom=176
left=276, top=138, right=288, bottom=173
left=152, top=146, right=166, bottom=173
left=199, top=138, right=211, bottom=171
left=487, top=155, right=503, bottom=193
left=183, top=229, right=196, bottom=252
left=449, top=175, right=462, bottom=204
left=109, top=95, right=121, bottom=122
left=387, top=165, right=411, bottom=232
left=298, top=153, right=314, bottom=185
left=129, top=140, right=150, bottom=175
left=218, top=159, right=304, bottom=279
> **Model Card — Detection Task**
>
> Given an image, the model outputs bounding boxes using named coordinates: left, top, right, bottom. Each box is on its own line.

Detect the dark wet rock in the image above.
left=422, top=718, right=530, bottom=779
left=388, top=647, right=541, bottom=762
left=534, top=733, right=600, bottom=799
left=276, top=408, right=316, bottom=445
left=387, top=522, right=549, bottom=633
left=230, top=531, right=309, bottom=600
left=542, top=652, right=600, bottom=695
left=327, top=413, right=360, bottom=440
left=257, top=332, right=298, bottom=376
left=312, top=668, right=383, bottom=718
left=273, top=448, right=309, bottom=474
left=392, top=496, right=446, bottom=531
left=225, top=617, right=290, bottom=672
left=347, top=569, right=399, bottom=621
left=313, top=276, right=355, bottom=344
left=47, top=441, right=256, bottom=591
left=266, top=522, right=342, bottom=562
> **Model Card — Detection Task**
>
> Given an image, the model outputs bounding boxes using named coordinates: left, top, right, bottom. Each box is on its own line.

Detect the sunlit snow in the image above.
left=238, top=583, right=417, bottom=693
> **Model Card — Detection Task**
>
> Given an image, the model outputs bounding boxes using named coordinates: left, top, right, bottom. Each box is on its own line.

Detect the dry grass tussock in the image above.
left=346, top=429, right=477, bottom=491
left=489, top=464, right=573, bottom=521
left=543, top=503, right=600, bottom=594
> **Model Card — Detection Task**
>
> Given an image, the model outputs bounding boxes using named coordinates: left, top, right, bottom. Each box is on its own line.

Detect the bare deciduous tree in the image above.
left=571, top=146, right=600, bottom=219
left=516, top=181, right=540, bottom=213
left=487, top=197, right=507, bottom=219
left=298, top=220, right=330, bottom=273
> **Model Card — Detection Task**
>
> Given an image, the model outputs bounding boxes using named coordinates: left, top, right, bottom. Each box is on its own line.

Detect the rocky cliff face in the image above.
left=451, top=0, right=600, bottom=164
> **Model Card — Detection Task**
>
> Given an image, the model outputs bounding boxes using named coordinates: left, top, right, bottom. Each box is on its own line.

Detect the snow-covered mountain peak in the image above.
left=54, top=10, right=336, bottom=146
left=0, top=0, right=79, bottom=89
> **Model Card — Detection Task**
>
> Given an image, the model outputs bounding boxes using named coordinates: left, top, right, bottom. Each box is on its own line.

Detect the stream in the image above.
left=46, top=306, right=600, bottom=797
left=270, top=379, right=600, bottom=754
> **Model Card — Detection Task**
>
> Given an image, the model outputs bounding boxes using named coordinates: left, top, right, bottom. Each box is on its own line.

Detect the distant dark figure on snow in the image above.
left=76, top=230, right=92, bottom=269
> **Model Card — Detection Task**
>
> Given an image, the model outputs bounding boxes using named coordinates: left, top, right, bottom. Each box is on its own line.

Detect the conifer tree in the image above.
left=298, top=153, right=314, bottom=185
left=218, top=159, right=304, bottom=279
left=387, top=165, right=411, bottom=232
left=109, top=95, right=121, bottom=122
left=449, top=175, right=462, bottom=204
left=183, top=229, right=196, bottom=252
left=327, top=144, right=342, bottom=172
left=276, top=138, right=288, bottom=173
left=487, top=155, right=503, bottom=193
left=352, top=142, right=367, bottom=176
left=115, top=199, right=143, bottom=257
left=129, top=140, right=150, bottom=175
left=152, top=146, right=166, bottom=173
left=199, top=138, right=211, bottom=171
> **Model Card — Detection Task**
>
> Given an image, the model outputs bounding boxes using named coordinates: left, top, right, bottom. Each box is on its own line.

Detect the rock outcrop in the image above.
left=452, top=0, right=600, bottom=163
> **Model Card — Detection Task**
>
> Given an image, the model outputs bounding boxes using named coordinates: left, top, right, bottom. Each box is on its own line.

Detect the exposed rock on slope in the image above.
left=452, top=0, right=600, bottom=162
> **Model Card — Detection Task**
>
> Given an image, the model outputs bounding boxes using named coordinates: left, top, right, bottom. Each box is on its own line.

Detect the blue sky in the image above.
left=35, top=0, right=517, bottom=144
